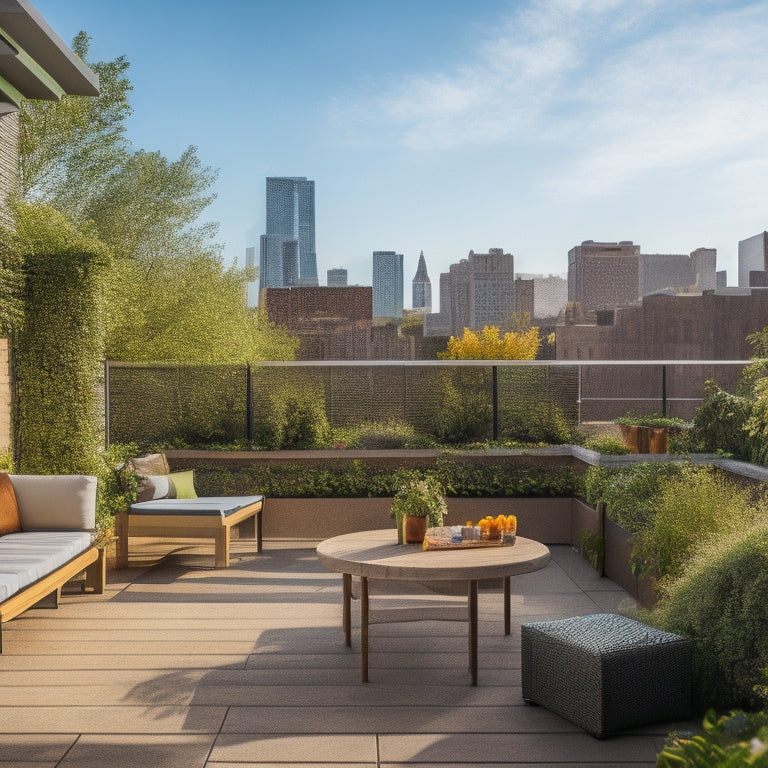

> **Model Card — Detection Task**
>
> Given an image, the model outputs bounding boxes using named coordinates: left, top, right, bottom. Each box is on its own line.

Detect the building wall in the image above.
left=738, top=232, right=768, bottom=288
left=557, top=290, right=768, bottom=362
left=372, top=251, right=404, bottom=318
left=568, top=241, right=641, bottom=311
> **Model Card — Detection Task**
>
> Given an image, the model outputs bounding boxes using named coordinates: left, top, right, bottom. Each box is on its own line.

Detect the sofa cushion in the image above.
left=9, top=475, right=97, bottom=531
left=0, top=531, right=93, bottom=600
left=136, top=474, right=174, bottom=503
left=0, top=473, right=21, bottom=536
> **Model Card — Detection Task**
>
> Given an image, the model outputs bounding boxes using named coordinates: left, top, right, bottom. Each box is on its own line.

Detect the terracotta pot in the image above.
left=402, top=515, right=427, bottom=544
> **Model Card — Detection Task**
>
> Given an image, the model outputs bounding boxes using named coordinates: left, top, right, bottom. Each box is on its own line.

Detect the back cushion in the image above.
left=130, top=453, right=170, bottom=476
left=9, top=475, right=97, bottom=531
left=0, top=472, right=21, bottom=535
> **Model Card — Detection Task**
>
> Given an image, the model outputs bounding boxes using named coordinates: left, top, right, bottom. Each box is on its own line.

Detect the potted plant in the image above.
left=391, top=475, right=448, bottom=544
left=614, top=412, right=687, bottom=454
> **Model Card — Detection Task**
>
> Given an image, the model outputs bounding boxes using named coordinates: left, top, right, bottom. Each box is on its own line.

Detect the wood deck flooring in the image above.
left=0, top=537, right=696, bottom=767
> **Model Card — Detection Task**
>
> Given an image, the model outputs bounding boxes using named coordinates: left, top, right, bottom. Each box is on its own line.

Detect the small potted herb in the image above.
left=391, top=476, right=448, bottom=544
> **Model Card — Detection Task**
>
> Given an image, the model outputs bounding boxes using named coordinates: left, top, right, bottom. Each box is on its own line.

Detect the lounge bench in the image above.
left=114, top=452, right=263, bottom=569
left=0, top=474, right=105, bottom=653
left=115, top=495, right=263, bottom=569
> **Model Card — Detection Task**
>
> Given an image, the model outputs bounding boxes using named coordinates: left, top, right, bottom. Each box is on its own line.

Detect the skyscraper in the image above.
left=412, top=251, right=432, bottom=312
left=372, top=251, right=404, bottom=318
left=259, top=177, right=318, bottom=294
left=327, top=268, right=348, bottom=287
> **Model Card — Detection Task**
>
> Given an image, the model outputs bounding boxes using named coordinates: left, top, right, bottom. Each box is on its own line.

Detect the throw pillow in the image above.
left=168, top=470, right=197, bottom=499
left=0, top=473, right=21, bottom=535
left=130, top=453, right=170, bottom=476
left=136, top=474, right=174, bottom=503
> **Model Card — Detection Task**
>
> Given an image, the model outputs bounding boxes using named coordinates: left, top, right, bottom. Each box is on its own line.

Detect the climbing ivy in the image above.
left=7, top=202, right=111, bottom=474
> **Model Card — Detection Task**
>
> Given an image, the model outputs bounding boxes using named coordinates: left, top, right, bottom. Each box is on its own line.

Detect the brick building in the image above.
left=262, top=286, right=373, bottom=360
left=556, top=290, right=768, bottom=419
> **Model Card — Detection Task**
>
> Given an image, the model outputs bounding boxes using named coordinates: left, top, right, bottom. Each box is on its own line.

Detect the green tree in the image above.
left=19, top=31, right=296, bottom=364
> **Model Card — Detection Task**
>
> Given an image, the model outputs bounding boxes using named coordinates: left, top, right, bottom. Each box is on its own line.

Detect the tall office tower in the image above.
left=327, top=268, right=348, bottom=287
left=568, top=240, right=641, bottom=311
left=372, top=251, right=404, bottom=318
left=259, top=176, right=318, bottom=293
left=245, top=246, right=258, bottom=308
left=738, top=231, right=768, bottom=287
left=423, top=248, right=516, bottom=336
left=411, top=251, right=432, bottom=312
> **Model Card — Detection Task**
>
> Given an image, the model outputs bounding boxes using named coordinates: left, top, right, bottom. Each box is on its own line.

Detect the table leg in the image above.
left=504, top=576, right=511, bottom=635
left=342, top=573, right=352, bottom=646
left=468, top=579, right=478, bottom=686
left=361, top=575, right=369, bottom=683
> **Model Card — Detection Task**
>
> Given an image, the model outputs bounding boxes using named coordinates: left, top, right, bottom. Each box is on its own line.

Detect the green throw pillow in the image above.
left=168, top=470, right=197, bottom=499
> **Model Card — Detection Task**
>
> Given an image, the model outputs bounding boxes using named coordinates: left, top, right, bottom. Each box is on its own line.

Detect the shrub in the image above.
left=580, top=434, right=630, bottom=455
left=432, top=369, right=492, bottom=444
left=336, top=419, right=437, bottom=449
left=650, top=523, right=768, bottom=710
left=253, top=386, right=330, bottom=450
left=500, top=400, right=573, bottom=445
left=630, top=465, right=761, bottom=586
left=582, top=462, right=690, bottom=535
left=689, top=382, right=753, bottom=461
left=657, top=708, right=768, bottom=767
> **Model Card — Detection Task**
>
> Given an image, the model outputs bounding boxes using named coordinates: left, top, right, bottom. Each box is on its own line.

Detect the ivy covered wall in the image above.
left=9, top=203, right=110, bottom=473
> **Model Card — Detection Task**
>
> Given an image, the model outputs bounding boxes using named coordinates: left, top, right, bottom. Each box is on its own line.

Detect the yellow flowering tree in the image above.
left=439, top=325, right=541, bottom=360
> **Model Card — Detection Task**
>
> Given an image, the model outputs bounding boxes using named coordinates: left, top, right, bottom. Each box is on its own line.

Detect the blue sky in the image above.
left=34, top=0, right=768, bottom=306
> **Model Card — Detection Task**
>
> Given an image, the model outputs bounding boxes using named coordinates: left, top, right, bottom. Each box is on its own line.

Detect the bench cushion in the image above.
left=130, top=496, right=263, bottom=517
left=0, top=531, right=93, bottom=601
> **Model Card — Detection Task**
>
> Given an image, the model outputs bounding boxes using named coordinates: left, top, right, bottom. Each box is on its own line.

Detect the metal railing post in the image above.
left=104, top=360, right=110, bottom=449
left=246, top=362, right=252, bottom=443
left=662, top=364, right=667, bottom=417
left=492, top=365, right=498, bottom=440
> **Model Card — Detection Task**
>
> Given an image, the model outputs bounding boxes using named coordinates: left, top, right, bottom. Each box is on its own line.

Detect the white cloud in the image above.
left=330, top=0, right=768, bottom=197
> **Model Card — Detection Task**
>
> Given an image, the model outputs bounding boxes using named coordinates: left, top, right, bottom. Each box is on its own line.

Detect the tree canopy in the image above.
left=439, top=325, right=541, bottom=360
left=18, top=32, right=296, bottom=363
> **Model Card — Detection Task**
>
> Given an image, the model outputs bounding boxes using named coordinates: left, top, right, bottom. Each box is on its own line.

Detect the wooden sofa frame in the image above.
left=0, top=546, right=105, bottom=653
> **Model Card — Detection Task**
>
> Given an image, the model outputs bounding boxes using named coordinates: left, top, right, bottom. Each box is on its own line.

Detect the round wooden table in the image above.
left=316, top=529, right=550, bottom=685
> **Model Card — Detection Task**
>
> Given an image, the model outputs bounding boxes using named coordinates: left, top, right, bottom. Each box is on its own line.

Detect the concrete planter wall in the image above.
left=264, top=496, right=580, bottom=544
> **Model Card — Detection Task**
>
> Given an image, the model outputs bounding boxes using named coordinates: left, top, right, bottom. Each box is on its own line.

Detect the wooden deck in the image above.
left=0, top=536, right=694, bottom=767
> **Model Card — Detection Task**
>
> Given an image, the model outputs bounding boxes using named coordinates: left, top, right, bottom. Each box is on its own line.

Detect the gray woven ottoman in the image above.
left=521, top=613, right=691, bottom=738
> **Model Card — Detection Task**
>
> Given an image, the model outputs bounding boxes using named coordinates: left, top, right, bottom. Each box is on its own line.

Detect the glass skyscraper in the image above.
left=259, top=177, right=318, bottom=293
left=372, top=251, right=404, bottom=318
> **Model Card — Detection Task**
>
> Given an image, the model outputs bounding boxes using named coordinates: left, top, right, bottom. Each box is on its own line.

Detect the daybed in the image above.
left=0, top=473, right=104, bottom=653
left=115, top=453, right=263, bottom=569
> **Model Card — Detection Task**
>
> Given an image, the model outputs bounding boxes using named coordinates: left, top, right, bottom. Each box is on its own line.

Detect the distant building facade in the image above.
left=245, top=246, right=258, bottom=307
left=411, top=251, right=432, bottom=312
left=424, top=248, right=527, bottom=336
left=568, top=240, right=718, bottom=312
left=262, top=286, right=373, bottom=360
left=517, top=273, right=568, bottom=319
left=327, top=268, right=348, bottom=287
left=738, top=231, right=768, bottom=287
left=556, top=289, right=768, bottom=419
left=259, top=177, right=318, bottom=294
left=372, top=251, right=404, bottom=318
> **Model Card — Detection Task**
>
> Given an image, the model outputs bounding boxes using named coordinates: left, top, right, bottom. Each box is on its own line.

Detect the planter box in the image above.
left=264, top=496, right=578, bottom=544
left=618, top=424, right=668, bottom=454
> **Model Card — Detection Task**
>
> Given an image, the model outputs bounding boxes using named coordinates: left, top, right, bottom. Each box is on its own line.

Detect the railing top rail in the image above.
left=106, top=359, right=757, bottom=368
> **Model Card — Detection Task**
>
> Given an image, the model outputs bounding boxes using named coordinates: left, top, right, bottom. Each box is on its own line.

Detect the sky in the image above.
left=33, top=0, right=768, bottom=307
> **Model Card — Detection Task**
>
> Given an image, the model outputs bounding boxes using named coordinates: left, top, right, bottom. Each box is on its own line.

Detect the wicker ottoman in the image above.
left=521, top=613, right=691, bottom=738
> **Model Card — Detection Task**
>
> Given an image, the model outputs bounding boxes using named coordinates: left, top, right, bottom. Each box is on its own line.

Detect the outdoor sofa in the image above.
left=0, top=473, right=104, bottom=653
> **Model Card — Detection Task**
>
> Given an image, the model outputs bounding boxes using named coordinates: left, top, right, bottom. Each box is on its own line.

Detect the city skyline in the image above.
left=34, top=0, right=768, bottom=303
